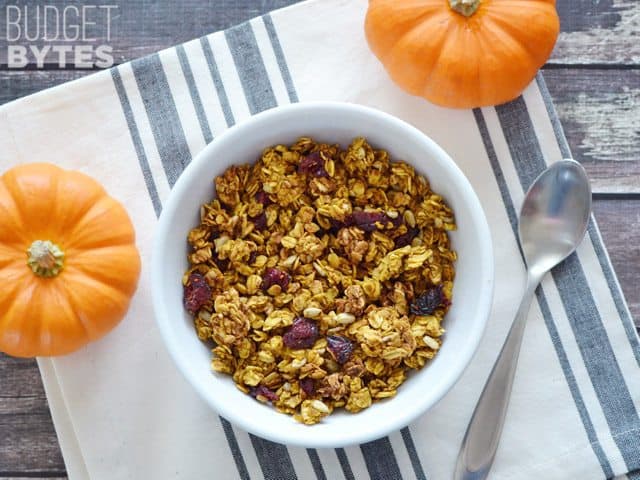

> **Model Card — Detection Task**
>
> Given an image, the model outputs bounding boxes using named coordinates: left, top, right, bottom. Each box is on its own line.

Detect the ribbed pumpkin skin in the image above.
left=365, top=0, right=560, bottom=108
left=0, top=163, right=141, bottom=357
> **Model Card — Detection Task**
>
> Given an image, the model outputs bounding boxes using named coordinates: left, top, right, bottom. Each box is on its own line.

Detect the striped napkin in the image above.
left=1, top=0, right=639, bottom=478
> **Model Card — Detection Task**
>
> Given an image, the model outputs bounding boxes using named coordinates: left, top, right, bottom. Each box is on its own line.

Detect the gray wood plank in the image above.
left=0, top=71, right=85, bottom=105
left=551, top=0, right=640, bottom=64
left=0, top=355, right=47, bottom=398
left=0, top=355, right=65, bottom=476
left=0, top=0, right=638, bottom=67
left=593, top=199, right=640, bottom=326
left=543, top=68, right=640, bottom=194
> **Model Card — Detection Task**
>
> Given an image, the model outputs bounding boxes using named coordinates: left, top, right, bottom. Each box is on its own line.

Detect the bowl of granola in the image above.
left=152, top=102, right=493, bottom=448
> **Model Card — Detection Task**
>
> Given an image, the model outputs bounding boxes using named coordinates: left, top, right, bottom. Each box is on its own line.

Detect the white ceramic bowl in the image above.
left=152, top=102, right=494, bottom=448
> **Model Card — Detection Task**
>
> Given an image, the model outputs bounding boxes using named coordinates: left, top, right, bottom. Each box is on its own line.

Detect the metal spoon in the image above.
left=454, top=159, right=592, bottom=480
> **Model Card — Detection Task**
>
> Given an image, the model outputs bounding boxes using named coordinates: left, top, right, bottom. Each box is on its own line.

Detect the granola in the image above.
left=183, top=137, right=456, bottom=424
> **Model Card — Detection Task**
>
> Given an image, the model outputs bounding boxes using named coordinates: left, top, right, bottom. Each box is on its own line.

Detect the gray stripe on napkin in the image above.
left=473, top=108, right=614, bottom=478
left=114, top=54, right=253, bottom=480
left=263, top=14, right=299, bottom=103
left=110, top=68, right=162, bottom=218
left=535, top=74, right=640, bottom=368
left=176, top=45, right=213, bottom=144
left=335, top=448, right=356, bottom=480
left=257, top=18, right=429, bottom=479
left=628, top=469, right=640, bottom=480
left=200, top=36, right=235, bottom=128
left=227, top=18, right=427, bottom=478
left=401, top=427, right=427, bottom=480
left=220, top=418, right=252, bottom=480
left=249, top=434, right=296, bottom=480
left=218, top=21, right=301, bottom=480
left=223, top=19, right=368, bottom=480
left=495, top=97, right=640, bottom=471
left=175, top=40, right=253, bottom=480
left=130, top=53, right=191, bottom=186
left=225, top=22, right=278, bottom=115
left=306, top=449, right=328, bottom=480
left=361, top=438, right=403, bottom=480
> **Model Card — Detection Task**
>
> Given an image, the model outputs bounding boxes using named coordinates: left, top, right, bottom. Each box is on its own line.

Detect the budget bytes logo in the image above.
left=5, top=4, right=117, bottom=68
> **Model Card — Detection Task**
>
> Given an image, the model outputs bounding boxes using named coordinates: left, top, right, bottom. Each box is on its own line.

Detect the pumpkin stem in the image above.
left=449, top=0, right=480, bottom=17
left=27, top=240, right=64, bottom=277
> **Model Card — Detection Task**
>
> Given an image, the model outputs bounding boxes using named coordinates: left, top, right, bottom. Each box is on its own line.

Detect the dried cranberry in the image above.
left=183, top=273, right=211, bottom=315
left=252, top=212, right=268, bottom=231
left=326, top=335, right=354, bottom=364
left=394, top=227, right=420, bottom=248
left=328, top=218, right=347, bottom=235
left=250, top=385, right=279, bottom=403
left=299, top=378, right=315, bottom=396
left=255, top=191, right=273, bottom=206
left=410, top=285, right=449, bottom=315
left=351, top=211, right=391, bottom=232
left=214, top=255, right=229, bottom=272
left=389, top=215, right=403, bottom=229
left=262, top=267, right=291, bottom=291
left=299, top=152, right=329, bottom=178
left=283, top=317, right=319, bottom=349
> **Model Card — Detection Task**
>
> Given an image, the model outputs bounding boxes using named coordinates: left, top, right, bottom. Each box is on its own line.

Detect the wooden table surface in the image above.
left=1, top=1, right=638, bottom=478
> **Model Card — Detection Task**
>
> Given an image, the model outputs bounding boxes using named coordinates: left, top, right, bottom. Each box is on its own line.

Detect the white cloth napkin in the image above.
left=1, top=0, right=639, bottom=478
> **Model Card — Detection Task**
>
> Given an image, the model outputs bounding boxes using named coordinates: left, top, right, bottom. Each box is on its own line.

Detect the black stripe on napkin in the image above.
left=335, top=448, right=355, bottom=480
left=473, top=107, right=614, bottom=478
left=113, top=56, right=254, bottom=480
left=226, top=16, right=425, bottom=478
left=535, top=74, right=640, bottom=368
left=130, top=53, right=191, bottom=186
left=360, top=437, right=403, bottom=479
left=220, top=417, right=252, bottom=480
left=495, top=97, right=640, bottom=471
left=175, top=40, right=255, bottom=480
left=110, top=68, right=162, bottom=218
left=200, top=36, right=235, bottom=128
left=306, top=449, right=328, bottom=480
left=211, top=22, right=301, bottom=480
left=176, top=44, right=213, bottom=144
left=249, top=435, right=296, bottom=480
left=401, top=427, right=427, bottom=480
left=225, top=22, right=278, bottom=114
left=263, top=14, right=298, bottom=103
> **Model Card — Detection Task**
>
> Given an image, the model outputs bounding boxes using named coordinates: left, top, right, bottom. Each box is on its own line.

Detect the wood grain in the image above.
left=0, top=357, right=65, bottom=477
left=593, top=200, right=640, bottom=324
left=551, top=0, right=640, bottom=64
left=0, top=0, right=638, bottom=66
left=0, top=71, right=84, bottom=105
left=543, top=68, right=640, bottom=194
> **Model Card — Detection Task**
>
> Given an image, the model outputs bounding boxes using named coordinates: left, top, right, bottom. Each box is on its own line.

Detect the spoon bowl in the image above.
left=455, top=159, right=592, bottom=480
left=519, top=160, right=592, bottom=276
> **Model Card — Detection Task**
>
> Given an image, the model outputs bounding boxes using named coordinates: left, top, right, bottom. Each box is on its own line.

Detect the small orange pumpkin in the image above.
left=0, top=163, right=141, bottom=357
left=365, top=0, right=560, bottom=108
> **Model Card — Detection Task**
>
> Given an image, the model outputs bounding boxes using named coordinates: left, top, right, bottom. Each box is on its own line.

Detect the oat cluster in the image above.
left=183, top=137, right=456, bottom=424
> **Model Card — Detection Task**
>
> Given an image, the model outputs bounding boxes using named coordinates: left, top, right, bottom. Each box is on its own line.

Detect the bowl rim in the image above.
left=152, top=101, right=494, bottom=448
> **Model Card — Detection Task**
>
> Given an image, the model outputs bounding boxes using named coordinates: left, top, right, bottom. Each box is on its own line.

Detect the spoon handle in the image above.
left=454, top=273, right=542, bottom=480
